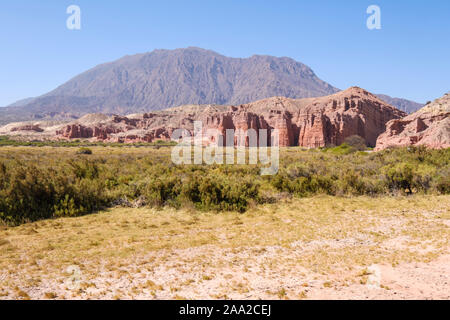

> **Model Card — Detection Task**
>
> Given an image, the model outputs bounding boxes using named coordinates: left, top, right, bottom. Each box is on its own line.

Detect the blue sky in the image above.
left=0, top=0, right=449, bottom=106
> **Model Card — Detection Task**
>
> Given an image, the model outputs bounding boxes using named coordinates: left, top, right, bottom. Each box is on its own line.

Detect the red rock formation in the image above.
left=57, top=124, right=93, bottom=139
left=11, top=125, right=44, bottom=132
left=237, top=87, right=406, bottom=147
left=2, top=87, right=406, bottom=147
left=292, top=88, right=406, bottom=147
left=375, top=93, right=450, bottom=150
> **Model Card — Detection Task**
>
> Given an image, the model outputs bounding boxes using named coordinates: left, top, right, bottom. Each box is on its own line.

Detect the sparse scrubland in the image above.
left=0, top=143, right=448, bottom=225
left=0, top=144, right=448, bottom=299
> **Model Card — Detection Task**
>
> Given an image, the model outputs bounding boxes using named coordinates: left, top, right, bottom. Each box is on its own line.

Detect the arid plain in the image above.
left=0, top=146, right=448, bottom=300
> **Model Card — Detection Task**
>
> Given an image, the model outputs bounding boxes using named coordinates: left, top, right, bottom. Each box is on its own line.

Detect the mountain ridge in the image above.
left=375, top=94, right=423, bottom=114
left=1, top=47, right=339, bottom=124
left=0, top=47, right=422, bottom=125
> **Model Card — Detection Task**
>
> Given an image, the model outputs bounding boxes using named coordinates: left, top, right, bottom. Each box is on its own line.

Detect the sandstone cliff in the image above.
left=375, top=93, right=450, bottom=150
left=231, top=87, right=406, bottom=147
left=1, top=87, right=406, bottom=148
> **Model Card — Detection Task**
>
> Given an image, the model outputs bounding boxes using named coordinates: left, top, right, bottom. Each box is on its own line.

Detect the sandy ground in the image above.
left=1, top=196, right=448, bottom=300
left=306, top=254, right=450, bottom=299
left=2, top=244, right=448, bottom=300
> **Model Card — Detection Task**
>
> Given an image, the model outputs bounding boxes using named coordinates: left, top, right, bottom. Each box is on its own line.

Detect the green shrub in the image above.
left=77, top=147, right=93, bottom=155
left=0, top=145, right=448, bottom=226
left=344, top=135, right=367, bottom=151
left=325, top=143, right=356, bottom=155
left=384, top=163, right=414, bottom=194
left=433, top=168, right=450, bottom=194
left=144, top=176, right=182, bottom=207
left=194, top=174, right=259, bottom=212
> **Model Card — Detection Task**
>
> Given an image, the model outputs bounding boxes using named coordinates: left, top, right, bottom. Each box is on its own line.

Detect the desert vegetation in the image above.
left=0, top=142, right=448, bottom=226
left=0, top=135, right=176, bottom=148
left=0, top=143, right=448, bottom=299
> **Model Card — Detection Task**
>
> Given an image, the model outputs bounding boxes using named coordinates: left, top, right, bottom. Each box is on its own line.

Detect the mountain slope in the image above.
left=0, top=47, right=338, bottom=125
left=5, top=97, right=36, bottom=108
left=376, top=94, right=423, bottom=114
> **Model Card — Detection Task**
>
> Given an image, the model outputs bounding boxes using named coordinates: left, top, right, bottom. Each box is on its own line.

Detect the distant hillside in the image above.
left=6, top=97, right=36, bottom=108
left=376, top=94, right=423, bottom=114
left=0, top=47, right=339, bottom=125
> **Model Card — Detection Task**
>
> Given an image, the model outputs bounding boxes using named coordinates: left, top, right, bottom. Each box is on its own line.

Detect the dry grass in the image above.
left=0, top=195, right=448, bottom=299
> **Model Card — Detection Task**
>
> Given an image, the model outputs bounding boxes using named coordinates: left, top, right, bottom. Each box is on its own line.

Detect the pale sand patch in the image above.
left=305, top=254, right=450, bottom=300
left=0, top=196, right=448, bottom=300
left=1, top=243, right=448, bottom=300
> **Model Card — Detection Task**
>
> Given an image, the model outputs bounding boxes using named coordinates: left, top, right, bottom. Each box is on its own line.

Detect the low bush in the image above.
left=324, top=143, right=356, bottom=155
left=344, top=135, right=367, bottom=151
left=76, top=147, right=93, bottom=155
left=0, top=145, right=448, bottom=225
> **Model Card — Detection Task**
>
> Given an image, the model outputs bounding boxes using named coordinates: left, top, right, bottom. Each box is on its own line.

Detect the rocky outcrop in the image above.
left=10, top=124, right=44, bottom=132
left=375, top=93, right=450, bottom=150
left=1, top=87, right=406, bottom=147
left=235, top=87, right=406, bottom=147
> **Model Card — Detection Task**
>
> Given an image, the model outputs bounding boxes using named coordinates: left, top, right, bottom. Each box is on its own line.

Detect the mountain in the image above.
left=1, top=87, right=406, bottom=148
left=6, top=97, right=36, bottom=108
left=0, top=47, right=339, bottom=125
left=376, top=92, right=450, bottom=150
left=375, top=94, right=423, bottom=114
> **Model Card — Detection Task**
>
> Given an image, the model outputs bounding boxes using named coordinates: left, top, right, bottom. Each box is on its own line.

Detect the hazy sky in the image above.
left=0, top=0, right=449, bottom=106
